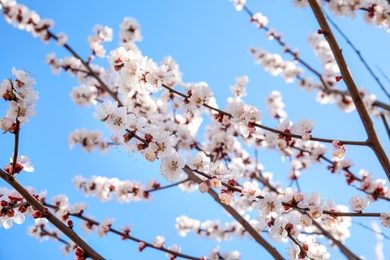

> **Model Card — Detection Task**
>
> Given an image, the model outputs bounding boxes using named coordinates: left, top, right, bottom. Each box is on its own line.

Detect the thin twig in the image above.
left=11, top=120, right=20, bottom=175
left=380, top=113, right=390, bottom=140
left=146, top=178, right=190, bottom=193
left=376, top=65, right=390, bottom=85
left=43, top=207, right=202, bottom=260
left=254, top=122, right=368, bottom=146
left=352, top=221, right=390, bottom=240
left=41, top=227, right=71, bottom=245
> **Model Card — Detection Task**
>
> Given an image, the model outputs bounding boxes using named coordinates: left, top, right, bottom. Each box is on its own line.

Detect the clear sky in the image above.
left=0, top=0, right=389, bottom=259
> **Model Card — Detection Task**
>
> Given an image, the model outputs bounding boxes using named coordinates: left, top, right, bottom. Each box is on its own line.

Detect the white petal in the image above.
left=3, top=218, right=13, bottom=229
left=14, top=213, right=25, bottom=225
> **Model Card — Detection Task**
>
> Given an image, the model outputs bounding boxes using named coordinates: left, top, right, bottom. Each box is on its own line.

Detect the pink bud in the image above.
left=138, top=241, right=147, bottom=252
left=210, top=177, right=221, bottom=188
left=198, top=181, right=209, bottom=193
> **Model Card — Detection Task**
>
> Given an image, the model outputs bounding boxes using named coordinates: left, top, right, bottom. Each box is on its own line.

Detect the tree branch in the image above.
left=0, top=169, right=105, bottom=260
left=184, top=167, right=285, bottom=260
left=307, top=0, right=390, bottom=180
left=48, top=207, right=203, bottom=260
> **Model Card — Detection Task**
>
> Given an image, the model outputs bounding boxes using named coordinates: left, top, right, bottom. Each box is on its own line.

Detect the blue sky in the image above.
left=0, top=0, right=389, bottom=259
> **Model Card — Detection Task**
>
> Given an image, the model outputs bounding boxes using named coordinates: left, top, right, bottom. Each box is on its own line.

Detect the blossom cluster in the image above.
left=307, top=33, right=353, bottom=112
left=88, top=24, right=113, bottom=58
left=0, top=188, right=27, bottom=229
left=271, top=119, right=314, bottom=148
left=3, top=154, right=34, bottom=175
left=251, top=189, right=353, bottom=252
left=107, top=45, right=181, bottom=97
left=182, top=82, right=214, bottom=114
left=176, top=203, right=339, bottom=259
left=0, top=68, right=38, bottom=132
left=227, top=98, right=262, bottom=138
left=358, top=169, right=389, bottom=200
left=0, top=0, right=55, bottom=42
left=68, top=129, right=109, bottom=153
left=265, top=90, right=287, bottom=119
left=92, top=99, right=190, bottom=182
left=229, top=76, right=248, bottom=98
left=250, top=12, right=269, bottom=28
left=120, top=17, right=143, bottom=45
left=250, top=47, right=303, bottom=83
left=49, top=194, right=88, bottom=222
left=181, top=183, right=354, bottom=244
left=69, top=84, right=99, bottom=106
left=0, top=187, right=45, bottom=229
left=176, top=214, right=273, bottom=243
left=72, top=175, right=162, bottom=203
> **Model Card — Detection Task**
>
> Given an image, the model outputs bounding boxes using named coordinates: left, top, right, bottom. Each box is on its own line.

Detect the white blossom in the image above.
left=160, top=151, right=185, bottom=182
left=152, top=235, right=165, bottom=248
left=349, top=195, right=370, bottom=212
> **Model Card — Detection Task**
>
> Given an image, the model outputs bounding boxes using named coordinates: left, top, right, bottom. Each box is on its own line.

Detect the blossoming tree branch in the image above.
left=0, top=0, right=390, bottom=259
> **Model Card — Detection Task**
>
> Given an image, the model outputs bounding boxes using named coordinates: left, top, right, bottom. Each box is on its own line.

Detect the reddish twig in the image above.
left=42, top=203, right=202, bottom=260
left=11, top=120, right=20, bottom=175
